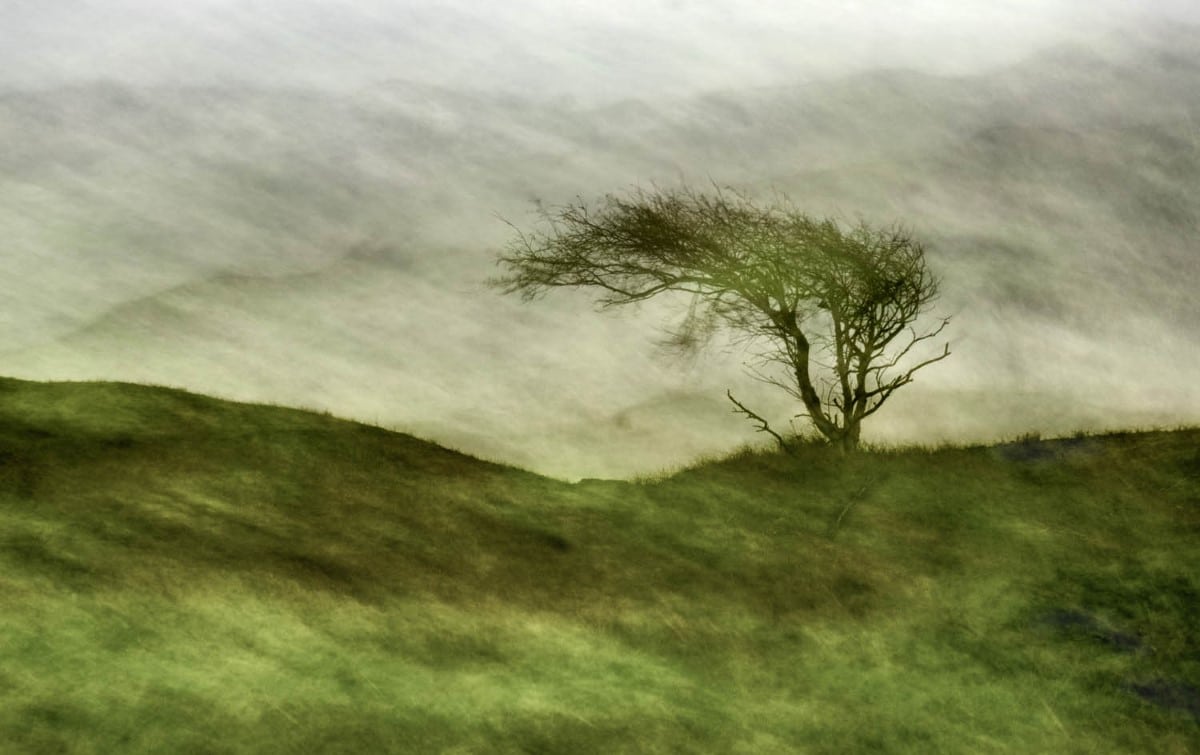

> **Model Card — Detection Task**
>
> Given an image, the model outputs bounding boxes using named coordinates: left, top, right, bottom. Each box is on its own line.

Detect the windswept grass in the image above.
left=0, top=377, right=1196, bottom=752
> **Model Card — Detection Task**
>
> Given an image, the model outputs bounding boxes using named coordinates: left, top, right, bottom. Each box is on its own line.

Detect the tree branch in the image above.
left=727, top=390, right=790, bottom=452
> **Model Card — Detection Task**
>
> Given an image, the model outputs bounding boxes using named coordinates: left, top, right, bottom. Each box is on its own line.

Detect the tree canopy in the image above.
left=493, top=186, right=950, bottom=452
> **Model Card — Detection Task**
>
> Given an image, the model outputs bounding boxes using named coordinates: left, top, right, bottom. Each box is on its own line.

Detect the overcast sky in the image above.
left=3, top=1, right=1197, bottom=99
left=2, top=2, right=1198, bottom=478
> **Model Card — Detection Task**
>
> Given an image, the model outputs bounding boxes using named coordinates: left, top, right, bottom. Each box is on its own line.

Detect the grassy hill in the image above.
left=0, top=377, right=1197, bottom=753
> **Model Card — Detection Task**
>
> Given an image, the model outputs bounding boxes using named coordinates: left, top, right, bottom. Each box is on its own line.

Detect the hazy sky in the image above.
left=3, top=1, right=1196, bottom=98
left=2, top=2, right=1198, bottom=478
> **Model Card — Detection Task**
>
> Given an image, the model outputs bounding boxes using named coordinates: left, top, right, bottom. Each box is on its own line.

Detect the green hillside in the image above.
left=0, top=377, right=1197, bottom=753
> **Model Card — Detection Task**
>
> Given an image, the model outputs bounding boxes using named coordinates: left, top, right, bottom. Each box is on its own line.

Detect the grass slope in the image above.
left=0, top=377, right=1197, bottom=753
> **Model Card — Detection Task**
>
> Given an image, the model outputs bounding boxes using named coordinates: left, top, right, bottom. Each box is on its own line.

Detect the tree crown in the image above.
left=493, top=186, right=949, bottom=451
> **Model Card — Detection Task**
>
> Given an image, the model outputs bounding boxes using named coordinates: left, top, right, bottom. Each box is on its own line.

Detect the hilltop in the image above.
left=0, top=377, right=1197, bottom=752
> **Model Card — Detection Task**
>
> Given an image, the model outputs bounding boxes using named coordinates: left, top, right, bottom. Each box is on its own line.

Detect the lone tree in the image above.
left=492, top=187, right=950, bottom=453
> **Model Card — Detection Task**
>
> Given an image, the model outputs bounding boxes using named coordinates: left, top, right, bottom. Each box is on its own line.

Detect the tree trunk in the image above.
left=836, top=421, right=862, bottom=454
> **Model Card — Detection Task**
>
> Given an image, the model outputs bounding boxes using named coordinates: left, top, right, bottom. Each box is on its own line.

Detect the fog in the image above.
left=5, top=1, right=1196, bottom=96
left=2, top=3, right=1198, bottom=478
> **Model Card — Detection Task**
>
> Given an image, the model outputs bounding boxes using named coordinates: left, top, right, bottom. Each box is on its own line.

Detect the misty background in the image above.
left=2, top=1, right=1198, bottom=479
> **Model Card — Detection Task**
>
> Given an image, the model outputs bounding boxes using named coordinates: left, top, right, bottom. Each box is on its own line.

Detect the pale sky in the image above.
left=2, top=2, right=1198, bottom=478
left=2, top=1, right=1193, bottom=98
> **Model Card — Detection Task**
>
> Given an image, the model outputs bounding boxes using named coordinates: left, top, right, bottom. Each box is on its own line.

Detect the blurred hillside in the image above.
left=0, top=377, right=1197, bottom=751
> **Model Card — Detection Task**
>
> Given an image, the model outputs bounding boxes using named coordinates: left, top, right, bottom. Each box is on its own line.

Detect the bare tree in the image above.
left=492, top=186, right=950, bottom=453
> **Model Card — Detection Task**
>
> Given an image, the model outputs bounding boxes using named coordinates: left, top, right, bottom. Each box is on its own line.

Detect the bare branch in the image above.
left=859, top=342, right=952, bottom=419
left=727, top=390, right=790, bottom=452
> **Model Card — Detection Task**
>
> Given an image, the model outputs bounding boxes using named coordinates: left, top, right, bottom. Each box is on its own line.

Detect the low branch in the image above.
left=727, top=390, right=790, bottom=452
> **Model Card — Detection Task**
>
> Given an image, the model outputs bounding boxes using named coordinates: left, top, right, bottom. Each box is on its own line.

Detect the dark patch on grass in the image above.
left=7, top=700, right=97, bottom=753
left=469, top=510, right=575, bottom=556
left=2, top=531, right=99, bottom=586
left=535, top=530, right=571, bottom=552
left=0, top=423, right=57, bottom=444
left=24, top=703, right=84, bottom=728
left=1178, top=450, right=1200, bottom=480
left=102, top=434, right=138, bottom=450
left=831, top=573, right=876, bottom=616
left=994, top=434, right=1106, bottom=465
left=1053, top=565, right=1200, bottom=657
left=1127, top=679, right=1200, bottom=722
left=274, top=552, right=363, bottom=593
left=1034, top=608, right=1143, bottom=652
left=0, top=455, right=40, bottom=499
left=998, top=439, right=1057, bottom=462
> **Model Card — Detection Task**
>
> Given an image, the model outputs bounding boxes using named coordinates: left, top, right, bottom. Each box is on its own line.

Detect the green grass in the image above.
left=0, top=377, right=1197, bottom=753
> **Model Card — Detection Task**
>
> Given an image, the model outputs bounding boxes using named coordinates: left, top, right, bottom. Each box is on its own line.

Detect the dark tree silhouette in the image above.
left=492, top=186, right=950, bottom=453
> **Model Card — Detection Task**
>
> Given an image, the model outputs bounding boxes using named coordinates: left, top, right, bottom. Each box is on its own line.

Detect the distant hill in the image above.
left=0, top=378, right=1197, bottom=751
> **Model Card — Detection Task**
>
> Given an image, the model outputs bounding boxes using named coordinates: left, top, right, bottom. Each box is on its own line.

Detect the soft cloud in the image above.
left=2, top=3, right=1197, bottom=477
left=0, top=0, right=1176, bottom=97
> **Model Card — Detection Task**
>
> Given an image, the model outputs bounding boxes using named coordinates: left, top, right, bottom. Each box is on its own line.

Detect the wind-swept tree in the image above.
left=492, top=186, right=950, bottom=453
